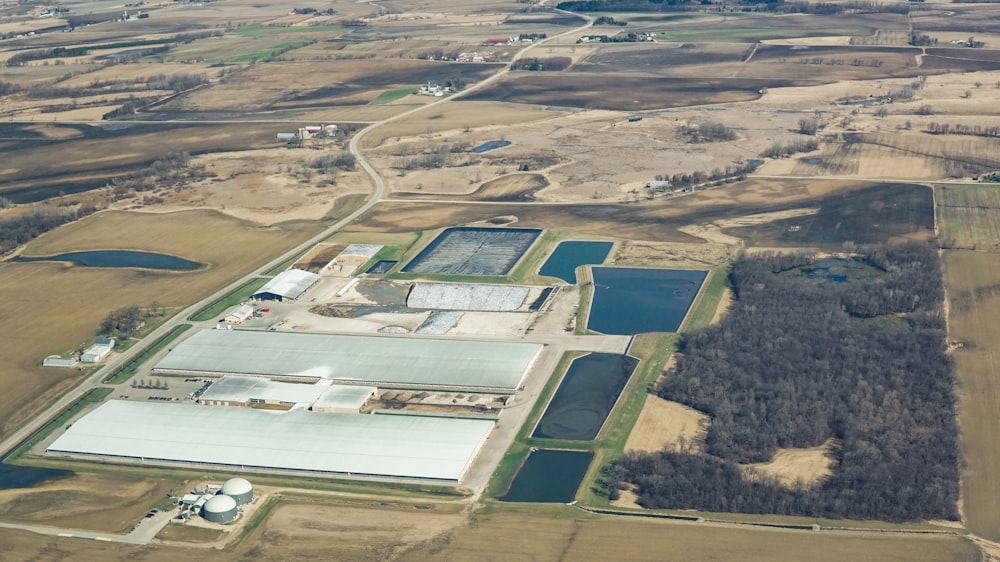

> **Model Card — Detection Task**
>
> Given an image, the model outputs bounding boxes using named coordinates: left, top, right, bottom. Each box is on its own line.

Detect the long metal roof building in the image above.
left=154, top=330, right=542, bottom=392
left=253, top=269, right=320, bottom=301
left=47, top=401, right=495, bottom=481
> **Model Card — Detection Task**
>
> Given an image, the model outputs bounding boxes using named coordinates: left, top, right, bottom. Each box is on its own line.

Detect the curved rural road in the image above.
left=0, top=6, right=591, bottom=460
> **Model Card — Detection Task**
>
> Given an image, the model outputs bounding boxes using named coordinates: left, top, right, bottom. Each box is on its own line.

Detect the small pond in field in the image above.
left=532, top=353, right=638, bottom=441
left=13, top=250, right=200, bottom=270
left=472, top=139, right=511, bottom=153
left=499, top=449, right=593, bottom=503
left=538, top=241, right=613, bottom=284
left=587, top=267, right=707, bottom=335
left=0, top=464, right=70, bottom=490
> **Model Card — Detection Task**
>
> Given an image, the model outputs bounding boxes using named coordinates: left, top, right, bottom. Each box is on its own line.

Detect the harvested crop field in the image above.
left=937, top=185, right=1000, bottom=251
left=0, top=210, right=318, bottom=438
left=944, top=250, right=1000, bottom=541
left=166, top=59, right=499, bottom=111
left=461, top=74, right=794, bottom=110
left=0, top=122, right=289, bottom=203
left=401, top=511, right=979, bottom=562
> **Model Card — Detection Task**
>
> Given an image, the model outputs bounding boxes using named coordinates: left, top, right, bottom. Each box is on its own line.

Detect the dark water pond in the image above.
left=472, top=139, right=512, bottom=154
left=538, top=241, right=613, bottom=284
left=0, top=464, right=70, bottom=490
left=13, top=250, right=200, bottom=270
left=365, top=259, right=397, bottom=274
left=533, top=353, right=638, bottom=441
left=499, top=449, right=593, bottom=503
left=587, top=267, right=707, bottom=335
left=796, top=257, right=878, bottom=285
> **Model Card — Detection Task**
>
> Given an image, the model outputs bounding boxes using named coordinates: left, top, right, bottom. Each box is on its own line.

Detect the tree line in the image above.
left=925, top=122, right=1000, bottom=138
left=0, top=205, right=99, bottom=255
left=613, top=245, right=960, bottom=521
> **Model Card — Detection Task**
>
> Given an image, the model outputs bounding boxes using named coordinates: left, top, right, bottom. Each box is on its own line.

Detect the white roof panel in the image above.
left=253, top=269, right=319, bottom=300
left=313, top=385, right=376, bottom=410
left=154, top=330, right=541, bottom=392
left=48, top=401, right=494, bottom=481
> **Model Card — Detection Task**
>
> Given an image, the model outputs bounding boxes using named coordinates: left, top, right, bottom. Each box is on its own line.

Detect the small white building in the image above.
left=81, top=337, right=116, bottom=363
left=225, top=304, right=255, bottom=324
left=43, top=355, right=78, bottom=368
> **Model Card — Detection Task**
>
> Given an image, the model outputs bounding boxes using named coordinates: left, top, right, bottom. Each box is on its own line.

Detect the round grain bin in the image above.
left=201, top=494, right=238, bottom=524
left=220, top=477, right=253, bottom=505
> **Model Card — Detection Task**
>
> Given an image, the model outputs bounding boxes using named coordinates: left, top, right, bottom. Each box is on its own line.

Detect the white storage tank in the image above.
left=201, top=494, right=238, bottom=523
left=220, top=477, right=253, bottom=505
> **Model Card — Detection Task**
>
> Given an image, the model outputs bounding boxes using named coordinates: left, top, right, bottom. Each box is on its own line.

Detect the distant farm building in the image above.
left=646, top=180, right=672, bottom=192
left=81, top=337, right=115, bottom=363
left=225, top=304, right=255, bottom=324
left=484, top=37, right=515, bottom=46
left=43, top=355, right=78, bottom=368
left=252, top=269, right=320, bottom=302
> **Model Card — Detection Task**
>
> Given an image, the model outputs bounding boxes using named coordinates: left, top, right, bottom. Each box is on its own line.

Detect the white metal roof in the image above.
left=154, top=330, right=542, bottom=392
left=253, top=269, right=319, bottom=300
left=312, top=385, right=376, bottom=410
left=227, top=304, right=254, bottom=319
left=48, top=401, right=494, bottom=481
left=199, top=376, right=324, bottom=405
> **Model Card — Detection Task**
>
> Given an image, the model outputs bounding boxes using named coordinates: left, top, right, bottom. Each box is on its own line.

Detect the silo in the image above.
left=201, top=494, right=238, bottom=524
left=220, top=477, right=253, bottom=505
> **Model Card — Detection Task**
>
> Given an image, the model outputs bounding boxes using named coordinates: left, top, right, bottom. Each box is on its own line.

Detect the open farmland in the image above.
left=400, top=510, right=979, bottom=562
left=461, top=73, right=794, bottom=110
left=0, top=122, right=292, bottom=203
left=161, top=59, right=499, bottom=113
left=944, top=250, right=1000, bottom=542
left=0, top=210, right=318, bottom=438
left=938, top=185, right=1000, bottom=251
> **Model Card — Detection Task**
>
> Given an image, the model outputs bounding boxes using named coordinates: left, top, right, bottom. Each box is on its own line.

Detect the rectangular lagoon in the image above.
left=401, top=227, right=541, bottom=276
left=587, top=267, right=707, bottom=335
left=499, top=449, right=593, bottom=503
left=538, top=241, right=613, bottom=284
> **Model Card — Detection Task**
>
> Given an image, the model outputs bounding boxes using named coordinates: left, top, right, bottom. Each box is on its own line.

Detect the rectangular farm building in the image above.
left=47, top=401, right=494, bottom=481
left=253, top=269, right=319, bottom=302
left=154, top=329, right=542, bottom=392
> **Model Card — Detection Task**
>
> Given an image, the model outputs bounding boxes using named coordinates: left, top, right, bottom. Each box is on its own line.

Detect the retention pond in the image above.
left=13, top=250, right=200, bottom=270
left=538, top=241, right=613, bottom=284
left=499, top=449, right=593, bottom=503
left=533, top=353, right=639, bottom=441
left=587, top=267, right=707, bottom=335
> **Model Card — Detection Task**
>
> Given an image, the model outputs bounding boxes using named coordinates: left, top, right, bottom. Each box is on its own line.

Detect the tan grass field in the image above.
left=624, top=395, right=709, bottom=454
left=0, top=473, right=178, bottom=533
left=742, top=440, right=836, bottom=489
left=944, top=250, right=1000, bottom=542
left=0, top=210, right=318, bottom=437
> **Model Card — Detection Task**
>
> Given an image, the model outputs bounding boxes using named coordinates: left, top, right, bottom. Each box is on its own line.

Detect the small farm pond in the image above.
left=587, top=267, right=707, bottom=335
left=472, top=139, right=511, bottom=153
left=533, top=353, right=638, bottom=441
left=499, top=449, right=593, bottom=503
left=365, top=259, right=397, bottom=274
left=793, top=257, right=880, bottom=285
left=0, top=464, right=70, bottom=490
left=538, top=241, right=613, bottom=284
left=13, top=250, right=200, bottom=270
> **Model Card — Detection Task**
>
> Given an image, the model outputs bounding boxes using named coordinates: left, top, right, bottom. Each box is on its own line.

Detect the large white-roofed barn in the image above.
left=154, top=330, right=542, bottom=393
left=46, top=401, right=495, bottom=482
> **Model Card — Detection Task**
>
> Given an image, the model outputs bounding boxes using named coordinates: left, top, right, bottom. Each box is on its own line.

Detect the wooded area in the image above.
left=614, top=245, right=960, bottom=521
